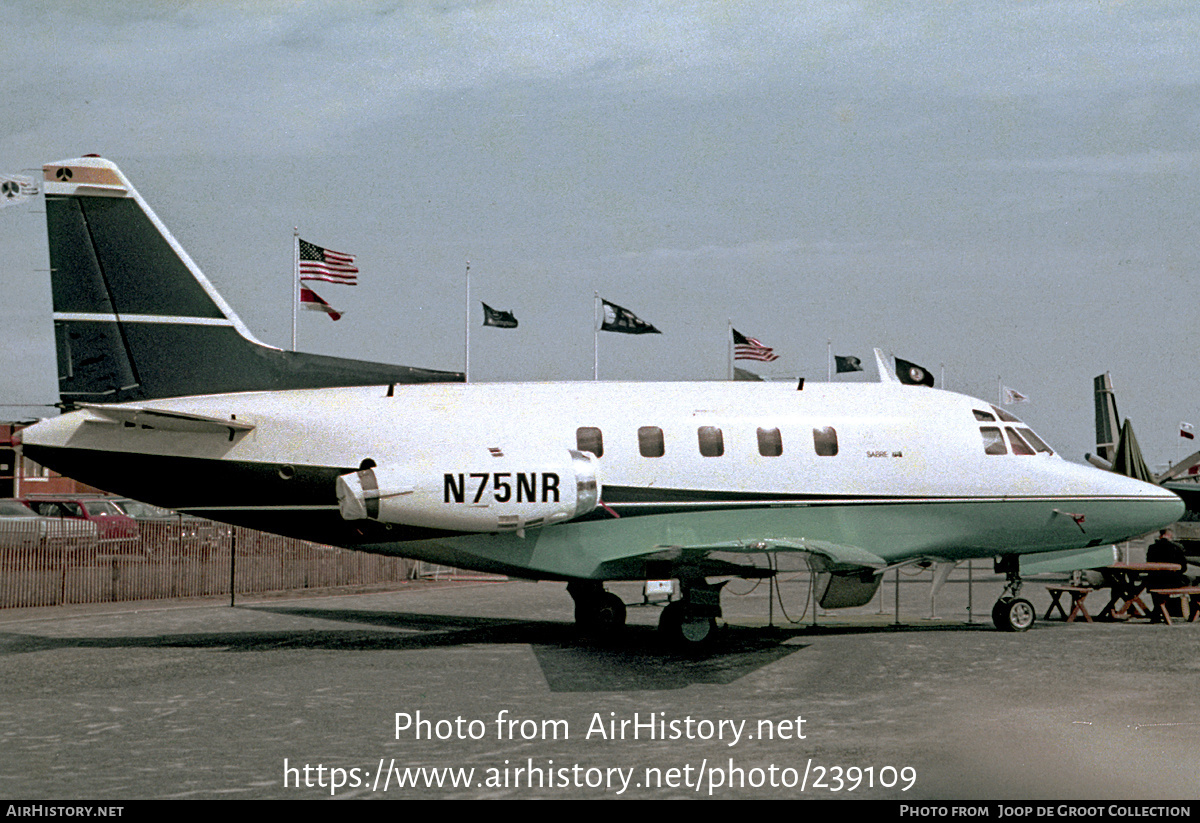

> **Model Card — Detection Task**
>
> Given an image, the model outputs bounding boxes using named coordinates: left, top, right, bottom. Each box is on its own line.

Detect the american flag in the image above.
left=299, top=239, right=358, bottom=285
left=299, top=285, right=342, bottom=321
left=732, top=328, right=778, bottom=362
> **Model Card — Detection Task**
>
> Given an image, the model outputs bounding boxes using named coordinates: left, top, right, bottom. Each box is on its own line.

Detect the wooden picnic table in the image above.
left=1044, top=584, right=1094, bottom=623
left=1097, top=562, right=1182, bottom=621
left=1145, top=586, right=1200, bottom=625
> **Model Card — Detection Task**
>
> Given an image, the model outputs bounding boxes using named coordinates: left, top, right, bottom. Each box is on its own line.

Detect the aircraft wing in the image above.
left=597, top=536, right=889, bottom=579
left=79, top=404, right=255, bottom=437
left=1158, top=453, right=1200, bottom=484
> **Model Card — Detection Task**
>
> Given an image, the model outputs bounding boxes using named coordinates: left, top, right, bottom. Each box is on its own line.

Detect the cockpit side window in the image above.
left=1017, top=427, right=1053, bottom=454
left=1005, top=427, right=1035, bottom=455
left=980, top=426, right=1007, bottom=455
left=973, top=410, right=996, bottom=422
left=991, top=405, right=1021, bottom=423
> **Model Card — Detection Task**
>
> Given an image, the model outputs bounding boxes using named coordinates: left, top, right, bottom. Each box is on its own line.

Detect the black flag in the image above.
left=481, top=302, right=518, bottom=329
left=835, top=355, right=863, bottom=373
left=895, top=357, right=934, bottom=387
left=600, top=299, right=661, bottom=334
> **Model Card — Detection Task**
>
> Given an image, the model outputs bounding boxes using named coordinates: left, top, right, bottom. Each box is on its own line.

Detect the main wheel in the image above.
left=993, top=597, right=1035, bottom=632
left=659, top=600, right=717, bottom=649
left=576, top=591, right=626, bottom=634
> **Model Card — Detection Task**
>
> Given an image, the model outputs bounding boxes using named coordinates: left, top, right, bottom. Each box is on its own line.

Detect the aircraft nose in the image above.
left=1107, top=472, right=1185, bottom=534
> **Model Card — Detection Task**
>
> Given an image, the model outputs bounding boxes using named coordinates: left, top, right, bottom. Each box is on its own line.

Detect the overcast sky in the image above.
left=1, top=0, right=1198, bottom=468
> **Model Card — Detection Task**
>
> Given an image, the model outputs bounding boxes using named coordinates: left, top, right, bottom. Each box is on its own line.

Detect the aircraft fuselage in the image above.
left=19, top=381, right=1183, bottom=582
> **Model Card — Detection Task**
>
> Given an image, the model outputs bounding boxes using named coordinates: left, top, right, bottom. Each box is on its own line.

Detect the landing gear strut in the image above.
left=992, top=556, right=1035, bottom=632
left=567, top=581, right=626, bottom=636
left=658, top=579, right=724, bottom=649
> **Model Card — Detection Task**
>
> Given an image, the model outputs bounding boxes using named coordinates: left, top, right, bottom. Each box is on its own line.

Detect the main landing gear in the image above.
left=567, top=579, right=725, bottom=649
left=657, top=579, right=725, bottom=649
left=992, top=556, right=1035, bottom=632
left=567, top=581, right=626, bottom=636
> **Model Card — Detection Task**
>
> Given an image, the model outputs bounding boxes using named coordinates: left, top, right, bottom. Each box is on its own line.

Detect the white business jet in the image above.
left=15, top=157, right=1184, bottom=646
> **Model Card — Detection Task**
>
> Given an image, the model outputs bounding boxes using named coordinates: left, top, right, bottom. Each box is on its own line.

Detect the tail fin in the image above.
left=1110, top=418, right=1155, bottom=483
left=42, top=156, right=461, bottom=405
left=1093, top=372, right=1120, bottom=464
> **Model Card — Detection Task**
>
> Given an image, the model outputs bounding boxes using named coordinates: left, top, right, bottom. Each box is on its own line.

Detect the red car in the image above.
left=21, top=494, right=139, bottom=553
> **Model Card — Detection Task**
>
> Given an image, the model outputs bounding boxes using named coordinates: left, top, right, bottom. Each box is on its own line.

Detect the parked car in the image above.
left=0, top=498, right=99, bottom=550
left=112, top=498, right=232, bottom=554
left=21, top=494, right=139, bottom=554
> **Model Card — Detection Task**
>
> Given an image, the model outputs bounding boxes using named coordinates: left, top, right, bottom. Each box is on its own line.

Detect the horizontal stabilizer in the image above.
left=80, top=403, right=254, bottom=436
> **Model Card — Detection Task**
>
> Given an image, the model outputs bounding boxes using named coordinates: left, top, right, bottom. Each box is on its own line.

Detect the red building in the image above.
left=0, top=422, right=103, bottom=498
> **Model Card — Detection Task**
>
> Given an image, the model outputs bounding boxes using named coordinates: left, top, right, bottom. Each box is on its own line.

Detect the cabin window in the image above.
left=1018, top=427, right=1053, bottom=454
left=757, top=427, right=783, bottom=457
left=813, top=426, right=838, bottom=456
left=973, top=410, right=996, bottom=422
left=638, top=426, right=665, bottom=458
left=576, top=427, right=604, bottom=457
left=697, top=426, right=724, bottom=457
left=980, top=426, right=1007, bottom=455
left=1005, top=427, right=1036, bottom=455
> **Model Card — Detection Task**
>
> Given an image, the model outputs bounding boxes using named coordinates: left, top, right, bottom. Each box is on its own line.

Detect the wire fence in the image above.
left=0, top=519, right=427, bottom=609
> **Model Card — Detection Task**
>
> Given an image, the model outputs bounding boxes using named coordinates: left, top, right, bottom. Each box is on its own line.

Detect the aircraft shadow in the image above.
left=256, top=606, right=811, bottom=691
left=0, top=606, right=807, bottom=692
left=0, top=607, right=999, bottom=692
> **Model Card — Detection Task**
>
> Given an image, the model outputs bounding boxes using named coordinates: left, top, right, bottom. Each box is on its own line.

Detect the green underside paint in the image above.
left=388, top=496, right=1182, bottom=581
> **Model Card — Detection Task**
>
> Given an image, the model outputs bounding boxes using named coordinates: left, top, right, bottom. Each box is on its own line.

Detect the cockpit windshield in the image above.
left=974, top=408, right=1054, bottom=455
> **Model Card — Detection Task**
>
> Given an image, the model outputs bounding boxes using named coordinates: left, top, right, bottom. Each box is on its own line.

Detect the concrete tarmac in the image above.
left=2, top=570, right=1199, bottom=800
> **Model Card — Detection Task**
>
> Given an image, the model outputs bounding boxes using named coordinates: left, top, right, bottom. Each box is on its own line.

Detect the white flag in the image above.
left=1182, top=422, right=1194, bottom=440
left=0, top=174, right=37, bottom=209
left=1003, top=386, right=1028, bottom=405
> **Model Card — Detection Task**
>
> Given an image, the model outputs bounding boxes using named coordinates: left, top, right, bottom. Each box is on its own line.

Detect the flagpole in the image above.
left=593, top=291, right=599, bottom=381
left=728, top=319, right=734, bottom=380
left=827, top=339, right=832, bottom=381
left=464, top=261, right=471, bottom=384
left=292, top=228, right=299, bottom=351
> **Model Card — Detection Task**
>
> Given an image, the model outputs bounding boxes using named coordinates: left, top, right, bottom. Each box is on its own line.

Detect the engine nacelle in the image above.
left=336, top=449, right=600, bottom=534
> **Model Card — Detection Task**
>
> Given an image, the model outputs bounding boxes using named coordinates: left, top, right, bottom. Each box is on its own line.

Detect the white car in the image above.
left=0, top=499, right=99, bottom=550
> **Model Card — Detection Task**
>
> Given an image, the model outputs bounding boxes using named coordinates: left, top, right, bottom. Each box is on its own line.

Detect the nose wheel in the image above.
left=992, top=555, right=1035, bottom=631
left=992, top=597, right=1035, bottom=631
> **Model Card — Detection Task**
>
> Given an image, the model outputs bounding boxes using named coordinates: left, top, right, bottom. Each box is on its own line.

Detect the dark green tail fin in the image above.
left=43, top=156, right=461, bottom=405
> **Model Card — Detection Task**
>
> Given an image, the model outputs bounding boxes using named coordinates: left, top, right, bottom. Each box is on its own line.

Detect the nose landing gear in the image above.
left=992, top=556, right=1035, bottom=632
